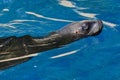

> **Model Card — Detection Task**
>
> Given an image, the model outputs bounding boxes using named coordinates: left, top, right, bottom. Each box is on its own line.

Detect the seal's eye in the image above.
left=81, top=23, right=88, bottom=31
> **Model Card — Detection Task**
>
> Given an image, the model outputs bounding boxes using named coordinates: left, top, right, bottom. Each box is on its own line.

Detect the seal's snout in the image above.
left=87, top=20, right=103, bottom=36
left=97, top=20, right=103, bottom=29
left=97, top=20, right=102, bottom=24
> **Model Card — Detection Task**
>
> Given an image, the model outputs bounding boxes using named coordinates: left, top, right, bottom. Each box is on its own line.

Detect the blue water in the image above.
left=0, top=0, right=120, bottom=80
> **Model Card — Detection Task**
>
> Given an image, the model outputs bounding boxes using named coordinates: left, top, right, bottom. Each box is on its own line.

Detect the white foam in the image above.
left=59, top=0, right=75, bottom=8
left=74, top=10, right=98, bottom=18
left=26, top=11, right=74, bottom=22
left=50, top=49, right=79, bottom=59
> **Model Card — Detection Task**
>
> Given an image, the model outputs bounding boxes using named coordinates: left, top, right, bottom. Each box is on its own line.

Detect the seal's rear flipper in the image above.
left=0, top=35, right=37, bottom=70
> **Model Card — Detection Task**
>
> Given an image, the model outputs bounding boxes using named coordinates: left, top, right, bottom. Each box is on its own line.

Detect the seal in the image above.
left=0, top=20, right=103, bottom=70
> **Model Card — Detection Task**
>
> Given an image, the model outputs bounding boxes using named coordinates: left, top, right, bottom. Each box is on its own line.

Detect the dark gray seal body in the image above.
left=0, top=20, right=103, bottom=70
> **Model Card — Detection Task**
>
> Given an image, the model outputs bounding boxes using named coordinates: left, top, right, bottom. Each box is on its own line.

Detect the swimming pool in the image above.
left=0, top=0, right=120, bottom=80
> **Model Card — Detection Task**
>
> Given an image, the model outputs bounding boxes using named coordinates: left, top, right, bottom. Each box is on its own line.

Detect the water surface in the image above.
left=0, top=0, right=120, bottom=80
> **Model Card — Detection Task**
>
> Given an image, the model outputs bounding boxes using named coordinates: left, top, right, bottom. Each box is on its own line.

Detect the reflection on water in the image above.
left=74, top=10, right=98, bottom=18
left=26, top=11, right=74, bottom=22
left=2, top=8, right=9, bottom=12
left=102, top=21, right=117, bottom=28
left=50, top=49, right=79, bottom=59
left=59, top=0, right=75, bottom=8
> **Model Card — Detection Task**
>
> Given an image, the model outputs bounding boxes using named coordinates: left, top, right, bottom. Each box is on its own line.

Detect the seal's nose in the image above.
left=97, top=20, right=103, bottom=29
left=87, top=20, right=103, bottom=36
left=97, top=20, right=103, bottom=24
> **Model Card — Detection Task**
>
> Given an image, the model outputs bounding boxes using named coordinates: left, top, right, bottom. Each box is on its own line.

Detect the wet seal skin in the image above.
left=0, top=20, right=103, bottom=70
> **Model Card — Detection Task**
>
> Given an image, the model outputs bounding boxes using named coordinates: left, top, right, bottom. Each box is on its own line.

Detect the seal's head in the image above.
left=76, top=20, right=103, bottom=36
left=57, top=20, right=103, bottom=40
